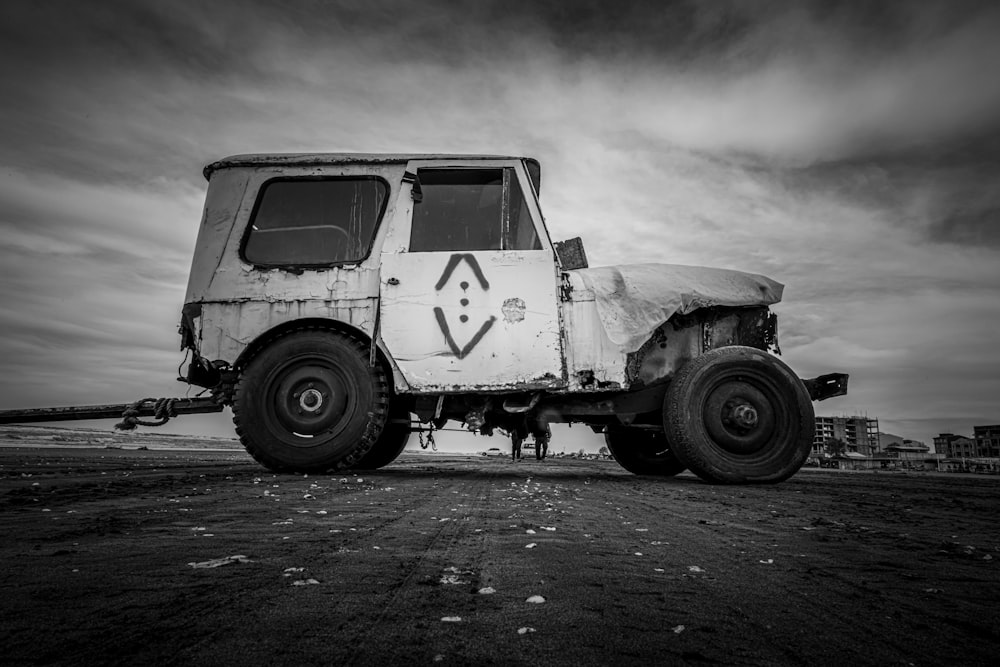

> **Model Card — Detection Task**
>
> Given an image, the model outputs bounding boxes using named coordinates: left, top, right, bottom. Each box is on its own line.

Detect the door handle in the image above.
left=387, top=277, right=400, bottom=286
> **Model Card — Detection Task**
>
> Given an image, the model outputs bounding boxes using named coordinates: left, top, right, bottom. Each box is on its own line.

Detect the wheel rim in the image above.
left=264, top=355, right=354, bottom=446
left=702, top=376, right=778, bottom=455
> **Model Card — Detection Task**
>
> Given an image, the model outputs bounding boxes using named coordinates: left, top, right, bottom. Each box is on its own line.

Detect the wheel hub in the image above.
left=703, top=380, right=776, bottom=455
left=298, top=388, right=325, bottom=413
left=725, top=402, right=759, bottom=429
left=271, top=364, right=350, bottom=439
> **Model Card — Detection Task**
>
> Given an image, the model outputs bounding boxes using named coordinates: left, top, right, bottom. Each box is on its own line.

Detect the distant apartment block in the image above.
left=974, top=425, right=1000, bottom=458
left=933, top=433, right=977, bottom=458
left=812, top=416, right=879, bottom=456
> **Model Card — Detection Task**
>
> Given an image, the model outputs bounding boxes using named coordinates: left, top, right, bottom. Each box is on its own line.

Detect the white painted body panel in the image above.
left=379, top=250, right=564, bottom=391
left=376, top=158, right=564, bottom=393
left=184, top=163, right=404, bottom=365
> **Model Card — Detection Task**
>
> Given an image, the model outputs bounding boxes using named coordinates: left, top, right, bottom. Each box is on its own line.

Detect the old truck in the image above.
left=0, top=153, right=847, bottom=483
left=174, top=153, right=845, bottom=483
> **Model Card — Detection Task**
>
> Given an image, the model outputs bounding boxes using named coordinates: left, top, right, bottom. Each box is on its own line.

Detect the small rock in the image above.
left=526, top=595, right=546, bottom=604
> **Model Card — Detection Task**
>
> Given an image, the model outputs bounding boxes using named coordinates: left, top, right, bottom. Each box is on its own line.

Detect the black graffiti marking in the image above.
left=434, top=253, right=490, bottom=291
left=434, top=308, right=496, bottom=359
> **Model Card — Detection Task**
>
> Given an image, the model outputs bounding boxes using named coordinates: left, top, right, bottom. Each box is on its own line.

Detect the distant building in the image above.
left=973, top=425, right=1000, bottom=458
left=813, top=416, right=879, bottom=457
left=884, top=439, right=929, bottom=459
left=933, top=433, right=977, bottom=459
left=879, top=431, right=905, bottom=450
left=878, top=432, right=929, bottom=459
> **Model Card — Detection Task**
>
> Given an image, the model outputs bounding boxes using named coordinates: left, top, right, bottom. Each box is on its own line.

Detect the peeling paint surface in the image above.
left=198, top=299, right=376, bottom=364
left=501, top=297, right=526, bottom=323
left=379, top=250, right=564, bottom=391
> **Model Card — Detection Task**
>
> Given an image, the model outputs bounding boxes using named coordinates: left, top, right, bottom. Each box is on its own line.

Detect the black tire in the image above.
left=232, top=330, right=388, bottom=473
left=604, top=423, right=687, bottom=476
left=664, top=346, right=814, bottom=484
left=350, top=405, right=411, bottom=470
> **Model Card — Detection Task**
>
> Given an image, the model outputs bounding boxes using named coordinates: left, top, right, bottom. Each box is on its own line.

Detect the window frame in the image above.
left=408, top=166, right=544, bottom=253
left=239, top=175, right=390, bottom=270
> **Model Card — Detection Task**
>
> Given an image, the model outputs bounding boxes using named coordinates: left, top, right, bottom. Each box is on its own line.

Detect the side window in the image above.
left=409, top=168, right=542, bottom=252
left=507, top=173, right=543, bottom=251
left=243, top=177, right=388, bottom=267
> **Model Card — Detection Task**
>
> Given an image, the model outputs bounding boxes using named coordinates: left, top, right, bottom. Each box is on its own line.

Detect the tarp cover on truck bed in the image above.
left=571, top=264, right=784, bottom=353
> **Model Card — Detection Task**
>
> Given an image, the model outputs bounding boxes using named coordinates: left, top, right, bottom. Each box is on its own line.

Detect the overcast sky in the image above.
left=1, top=0, right=997, bottom=450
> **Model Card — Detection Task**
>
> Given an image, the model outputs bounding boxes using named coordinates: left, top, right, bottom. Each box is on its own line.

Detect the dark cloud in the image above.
left=927, top=207, right=1000, bottom=247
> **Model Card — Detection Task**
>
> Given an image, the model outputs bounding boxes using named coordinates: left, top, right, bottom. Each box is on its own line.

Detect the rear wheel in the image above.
left=350, top=405, right=411, bottom=470
left=232, top=330, right=388, bottom=473
left=604, top=423, right=687, bottom=476
left=664, top=346, right=814, bottom=484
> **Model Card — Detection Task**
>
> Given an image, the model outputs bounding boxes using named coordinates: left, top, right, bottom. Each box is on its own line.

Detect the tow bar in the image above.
left=0, top=397, right=224, bottom=430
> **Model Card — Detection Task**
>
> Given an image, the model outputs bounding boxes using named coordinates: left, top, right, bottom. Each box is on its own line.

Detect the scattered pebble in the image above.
left=525, top=543, right=537, bottom=549
left=478, top=587, right=496, bottom=595
left=688, top=566, right=705, bottom=573
left=441, top=616, right=462, bottom=623
left=518, top=627, right=536, bottom=635
left=672, top=625, right=685, bottom=634
left=188, top=555, right=250, bottom=569
left=292, top=579, right=320, bottom=586
left=526, top=595, right=546, bottom=604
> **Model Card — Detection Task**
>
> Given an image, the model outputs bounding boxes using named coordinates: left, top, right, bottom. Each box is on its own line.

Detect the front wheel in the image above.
left=232, top=330, right=389, bottom=473
left=604, top=423, right=687, bottom=476
left=664, top=346, right=814, bottom=484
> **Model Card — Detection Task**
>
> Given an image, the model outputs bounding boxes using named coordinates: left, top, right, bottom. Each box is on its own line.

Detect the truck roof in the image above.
left=203, top=153, right=541, bottom=182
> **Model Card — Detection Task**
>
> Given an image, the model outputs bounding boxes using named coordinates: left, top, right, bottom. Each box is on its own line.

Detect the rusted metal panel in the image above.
left=196, top=298, right=377, bottom=364
left=379, top=250, right=564, bottom=392
left=553, top=237, right=589, bottom=270
left=625, top=322, right=702, bottom=387
left=559, top=271, right=629, bottom=390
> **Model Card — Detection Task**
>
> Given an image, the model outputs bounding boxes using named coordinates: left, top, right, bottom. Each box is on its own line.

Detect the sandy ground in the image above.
left=1, top=441, right=998, bottom=666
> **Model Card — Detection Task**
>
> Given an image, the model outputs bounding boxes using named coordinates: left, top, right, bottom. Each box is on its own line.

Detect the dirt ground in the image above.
left=1, top=443, right=998, bottom=666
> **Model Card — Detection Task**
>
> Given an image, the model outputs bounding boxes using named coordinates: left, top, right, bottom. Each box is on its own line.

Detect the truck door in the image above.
left=378, top=160, right=566, bottom=392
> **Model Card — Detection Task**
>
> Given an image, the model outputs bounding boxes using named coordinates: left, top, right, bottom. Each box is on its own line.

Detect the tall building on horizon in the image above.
left=813, top=415, right=879, bottom=457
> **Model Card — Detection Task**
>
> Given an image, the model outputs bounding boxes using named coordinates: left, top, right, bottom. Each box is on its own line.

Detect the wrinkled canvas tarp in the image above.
left=571, top=263, right=784, bottom=353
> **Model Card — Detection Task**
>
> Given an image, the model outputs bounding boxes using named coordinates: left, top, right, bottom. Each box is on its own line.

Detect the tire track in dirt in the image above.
left=3, top=450, right=1000, bottom=666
